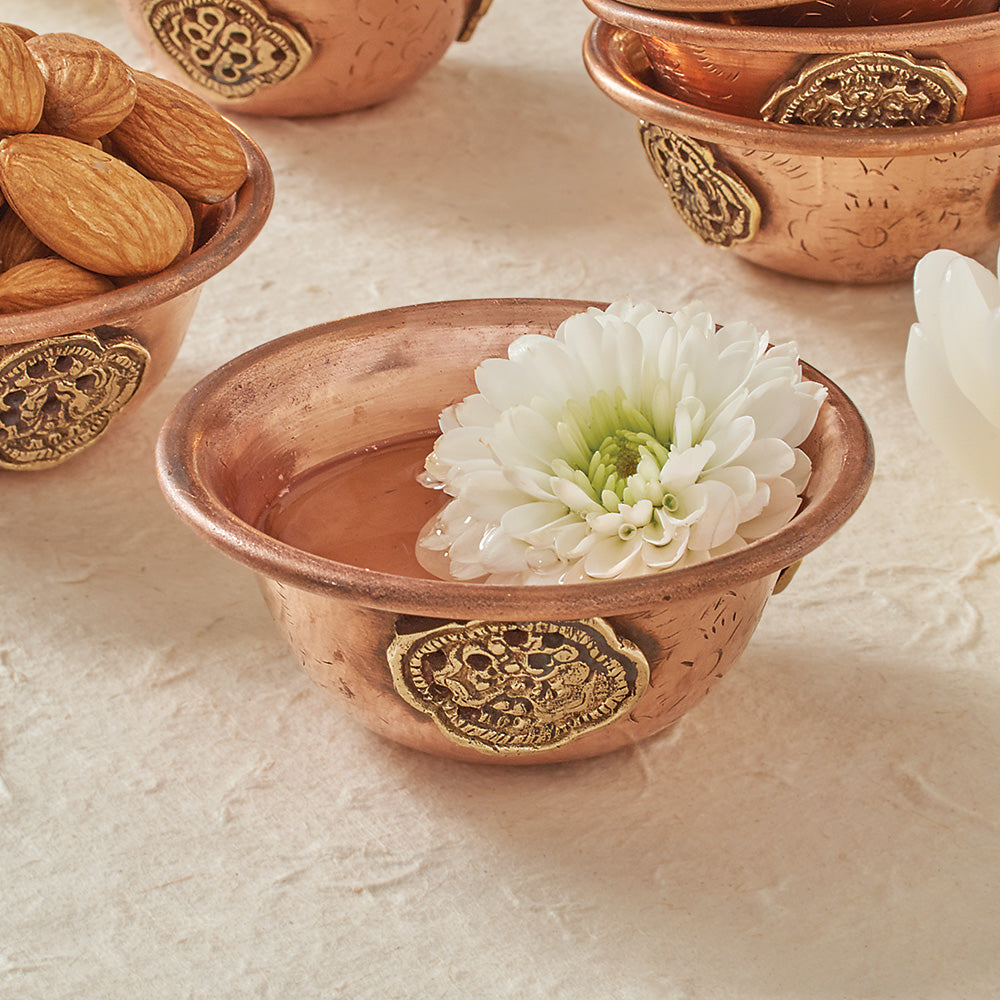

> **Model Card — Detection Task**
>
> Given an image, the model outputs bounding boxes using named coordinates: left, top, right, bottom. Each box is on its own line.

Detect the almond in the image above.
left=0, top=256, right=114, bottom=313
left=110, top=70, right=247, bottom=204
left=1, top=24, right=37, bottom=43
left=0, top=23, right=45, bottom=134
left=0, top=206, right=52, bottom=271
left=27, top=32, right=137, bottom=142
left=150, top=180, right=195, bottom=260
left=0, top=133, right=188, bottom=277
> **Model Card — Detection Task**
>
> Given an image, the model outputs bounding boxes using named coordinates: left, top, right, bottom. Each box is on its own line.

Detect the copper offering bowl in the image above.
left=0, top=130, right=272, bottom=471
left=156, top=298, right=873, bottom=765
left=625, top=0, right=997, bottom=27
left=583, top=0, right=1000, bottom=122
left=115, top=0, right=494, bottom=118
left=585, top=21, right=1000, bottom=283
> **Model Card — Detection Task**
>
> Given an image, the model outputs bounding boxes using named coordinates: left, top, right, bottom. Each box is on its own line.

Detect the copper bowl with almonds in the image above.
left=114, top=0, right=494, bottom=118
left=583, top=0, right=1000, bottom=122
left=0, top=24, right=273, bottom=470
left=623, top=0, right=997, bottom=27
left=583, top=21, right=1000, bottom=283
left=156, top=298, right=874, bottom=765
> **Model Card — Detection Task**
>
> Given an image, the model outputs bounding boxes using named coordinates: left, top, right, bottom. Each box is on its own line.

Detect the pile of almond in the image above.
left=0, top=23, right=249, bottom=314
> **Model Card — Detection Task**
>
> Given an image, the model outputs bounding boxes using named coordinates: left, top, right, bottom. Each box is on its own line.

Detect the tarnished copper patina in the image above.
left=584, top=22, right=1000, bottom=284
left=0, top=129, right=272, bottom=469
left=116, top=0, right=494, bottom=117
left=157, top=299, right=874, bottom=764
left=583, top=0, right=1000, bottom=121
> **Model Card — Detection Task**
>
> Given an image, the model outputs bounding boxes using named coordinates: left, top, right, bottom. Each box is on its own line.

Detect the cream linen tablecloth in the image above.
left=3, top=2, right=999, bottom=998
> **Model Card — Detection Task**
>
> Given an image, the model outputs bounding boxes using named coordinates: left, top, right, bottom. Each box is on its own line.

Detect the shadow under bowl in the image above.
left=156, top=298, right=874, bottom=765
left=583, top=0, right=1000, bottom=121
left=0, top=129, right=273, bottom=470
left=584, top=21, right=1000, bottom=283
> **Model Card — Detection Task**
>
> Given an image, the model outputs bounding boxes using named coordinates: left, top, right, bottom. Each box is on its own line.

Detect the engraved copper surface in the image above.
left=387, top=618, right=650, bottom=755
left=584, top=22, right=1000, bottom=284
left=639, top=122, right=760, bottom=245
left=581, top=0, right=1000, bottom=121
left=157, top=298, right=874, bottom=763
left=0, top=332, right=148, bottom=469
left=760, top=52, right=967, bottom=127
left=143, top=0, right=312, bottom=102
left=118, top=0, right=487, bottom=116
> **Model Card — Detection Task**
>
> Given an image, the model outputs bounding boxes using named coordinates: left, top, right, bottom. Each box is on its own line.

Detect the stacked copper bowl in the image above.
left=582, top=0, right=1000, bottom=282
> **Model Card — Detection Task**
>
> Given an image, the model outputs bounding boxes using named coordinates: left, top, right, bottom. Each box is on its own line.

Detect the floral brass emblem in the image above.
left=143, top=0, right=311, bottom=102
left=387, top=618, right=650, bottom=755
left=0, top=332, right=149, bottom=469
left=639, top=122, right=761, bottom=248
left=761, top=52, right=967, bottom=127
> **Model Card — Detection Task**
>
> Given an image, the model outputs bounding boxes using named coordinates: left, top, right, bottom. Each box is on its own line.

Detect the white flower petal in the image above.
left=938, top=258, right=1000, bottom=428
left=660, top=442, right=715, bottom=490
left=683, top=480, right=741, bottom=550
left=906, top=318, right=1000, bottom=503
left=583, top=534, right=644, bottom=579
left=912, top=248, right=962, bottom=344
left=739, top=476, right=801, bottom=540
left=736, top=436, right=796, bottom=479
left=499, top=501, right=570, bottom=540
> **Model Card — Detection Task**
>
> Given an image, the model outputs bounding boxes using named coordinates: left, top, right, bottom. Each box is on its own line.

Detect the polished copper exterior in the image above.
left=0, top=130, right=272, bottom=468
left=583, top=0, right=1000, bottom=121
left=156, top=298, right=874, bottom=764
left=117, top=0, right=493, bottom=117
left=585, top=23, right=1000, bottom=283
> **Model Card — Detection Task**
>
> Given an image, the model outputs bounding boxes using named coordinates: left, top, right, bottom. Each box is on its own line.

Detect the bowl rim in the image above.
left=0, top=126, right=273, bottom=347
left=584, top=20, right=1000, bottom=156
left=583, top=0, right=1000, bottom=45
left=615, top=0, right=803, bottom=10
left=156, top=297, right=875, bottom=620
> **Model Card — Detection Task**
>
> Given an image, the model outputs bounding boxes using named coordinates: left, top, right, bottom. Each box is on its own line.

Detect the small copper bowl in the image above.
left=583, top=0, right=1000, bottom=122
left=0, top=130, right=272, bottom=471
left=585, top=22, right=1000, bottom=283
left=115, top=0, right=493, bottom=117
left=156, top=298, right=873, bottom=765
left=627, top=0, right=997, bottom=27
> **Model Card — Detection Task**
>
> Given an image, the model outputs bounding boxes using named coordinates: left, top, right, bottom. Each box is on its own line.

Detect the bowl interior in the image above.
left=157, top=299, right=874, bottom=619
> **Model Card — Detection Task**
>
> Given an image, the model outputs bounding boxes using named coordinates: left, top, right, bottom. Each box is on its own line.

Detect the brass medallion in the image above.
left=388, top=617, right=650, bottom=755
left=143, top=0, right=311, bottom=102
left=639, top=122, right=761, bottom=248
left=0, top=331, right=149, bottom=469
left=761, top=51, right=967, bottom=128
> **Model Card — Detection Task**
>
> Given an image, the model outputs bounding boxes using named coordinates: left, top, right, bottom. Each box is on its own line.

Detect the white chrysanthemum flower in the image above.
left=906, top=248, right=1000, bottom=504
left=416, top=300, right=827, bottom=585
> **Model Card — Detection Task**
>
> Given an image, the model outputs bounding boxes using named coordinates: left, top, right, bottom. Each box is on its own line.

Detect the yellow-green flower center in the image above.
left=588, top=428, right=668, bottom=501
